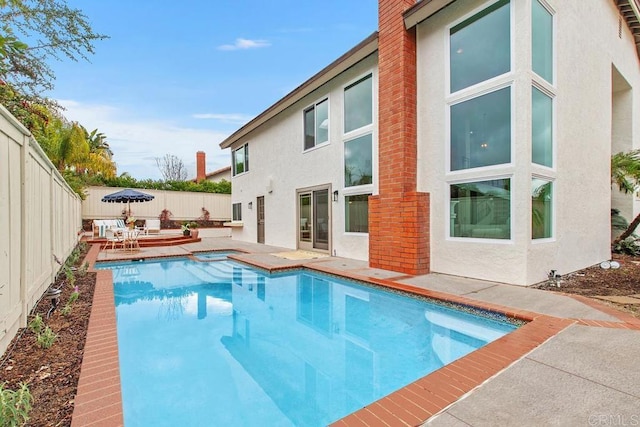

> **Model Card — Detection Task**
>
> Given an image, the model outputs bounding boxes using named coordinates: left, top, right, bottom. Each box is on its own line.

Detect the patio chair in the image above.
left=146, top=219, right=161, bottom=234
left=104, top=228, right=124, bottom=252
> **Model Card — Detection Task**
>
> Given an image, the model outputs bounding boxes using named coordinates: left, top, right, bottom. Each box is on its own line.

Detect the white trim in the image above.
left=302, top=96, right=330, bottom=152
left=232, top=143, right=249, bottom=177
left=445, top=0, right=514, bottom=98
left=446, top=83, right=515, bottom=175
left=531, top=0, right=556, bottom=87
left=531, top=83, right=556, bottom=172
left=530, top=175, right=555, bottom=242
left=445, top=174, right=515, bottom=243
left=342, top=73, right=374, bottom=135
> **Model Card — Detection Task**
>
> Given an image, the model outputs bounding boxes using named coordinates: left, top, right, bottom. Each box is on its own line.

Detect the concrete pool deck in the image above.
left=72, top=237, right=640, bottom=426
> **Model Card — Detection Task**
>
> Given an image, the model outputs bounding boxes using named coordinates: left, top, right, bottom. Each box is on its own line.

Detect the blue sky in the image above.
left=48, top=1, right=378, bottom=180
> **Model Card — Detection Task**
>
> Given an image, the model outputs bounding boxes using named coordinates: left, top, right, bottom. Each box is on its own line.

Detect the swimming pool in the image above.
left=97, top=257, right=518, bottom=426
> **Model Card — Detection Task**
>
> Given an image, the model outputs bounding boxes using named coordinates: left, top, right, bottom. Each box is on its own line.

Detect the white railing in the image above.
left=0, top=105, right=82, bottom=355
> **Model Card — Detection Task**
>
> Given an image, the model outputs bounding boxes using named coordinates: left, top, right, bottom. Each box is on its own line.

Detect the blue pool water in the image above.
left=97, top=258, right=518, bottom=427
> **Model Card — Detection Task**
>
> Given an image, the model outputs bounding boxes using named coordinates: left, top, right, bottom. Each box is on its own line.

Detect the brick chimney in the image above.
left=368, top=0, right=430, bottom=275
left=196, top=151, right=206, bottom=182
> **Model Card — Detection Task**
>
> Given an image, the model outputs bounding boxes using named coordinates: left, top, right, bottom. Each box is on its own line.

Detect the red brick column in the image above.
left=369, top=0, right=430, bottom=275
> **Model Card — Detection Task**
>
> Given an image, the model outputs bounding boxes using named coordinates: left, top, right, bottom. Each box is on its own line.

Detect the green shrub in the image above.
left=0, top=382, right=32, bottom=426
left=613, top=236, right=640, bottom=256
left=27, top=314, right=43, bottom=335
left=36, top=327, right=57, bottom=349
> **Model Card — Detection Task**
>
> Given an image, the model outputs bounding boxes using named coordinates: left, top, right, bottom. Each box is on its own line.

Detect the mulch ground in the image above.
left=537, top=253, right=640, bottom=318
left=0, top=245, right=94, bottom=427
left=0, top=247, right=638, bottom=426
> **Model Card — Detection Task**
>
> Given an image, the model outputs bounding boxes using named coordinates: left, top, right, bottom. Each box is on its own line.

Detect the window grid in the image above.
left=446, top=0, right=513, bottom=240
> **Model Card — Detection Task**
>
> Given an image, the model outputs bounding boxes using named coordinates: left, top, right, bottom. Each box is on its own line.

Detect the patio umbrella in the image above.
left=101, top=188, right=154, bottom=217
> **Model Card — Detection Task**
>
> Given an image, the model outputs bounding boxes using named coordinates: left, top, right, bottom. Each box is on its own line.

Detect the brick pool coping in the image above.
left=71, top=245, right=640, bottom=426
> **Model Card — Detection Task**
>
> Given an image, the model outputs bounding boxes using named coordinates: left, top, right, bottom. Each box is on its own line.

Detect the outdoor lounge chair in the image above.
left=146, top=219, right=161, bottom=234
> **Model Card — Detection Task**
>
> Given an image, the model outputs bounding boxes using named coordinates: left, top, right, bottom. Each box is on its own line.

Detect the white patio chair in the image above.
left=104, top=228, right=124, bottom=252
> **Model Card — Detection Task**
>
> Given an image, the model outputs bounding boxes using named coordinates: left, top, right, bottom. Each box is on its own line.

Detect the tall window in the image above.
left=450, top=0, right=510, bottom=93
left=532, top=0, right=553, bottom=83
left=345, top=194, right=370, bottom=233
left=232, top=203, right=242, bottom=221
left=531, top=178, right=552, bottom=239
left=304, top=98, right=328, bottom=150
left=450, top=87, right=511, bottom=171
left=531, top=1, right=555, bottom=240
left=343, top=74, right=373, bottom=190
left=344, top=75, right=372, bottom=133
left=232, top=143, right=249, bottom=176
left=532, top=86, right=552, bottom=167
left=450, top=179, right=511, bottom=239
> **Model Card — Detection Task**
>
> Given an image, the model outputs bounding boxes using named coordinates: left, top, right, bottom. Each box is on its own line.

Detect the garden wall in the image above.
left=82, top=186, right=231, bottom=222
left=0, top=105, right=82, bottom=355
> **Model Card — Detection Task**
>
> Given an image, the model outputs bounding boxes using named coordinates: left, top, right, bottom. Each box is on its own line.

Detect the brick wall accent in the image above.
left=370, top=0, right=430, bottom=275
left=196, top=151, right=206, bottom=182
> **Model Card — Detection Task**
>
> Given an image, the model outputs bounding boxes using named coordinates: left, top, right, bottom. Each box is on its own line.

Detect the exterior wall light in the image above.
left=333, top=190, right=339, bottom=202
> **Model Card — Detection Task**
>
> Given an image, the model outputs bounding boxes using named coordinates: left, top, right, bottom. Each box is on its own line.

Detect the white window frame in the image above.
left=531, top=0, right=556, bottom=87
left=531, top=175, right=555, bottom=242
left=444, top=0, right=516, bottom=244
left=446, top=81, right=515, bottom=176
left=530, top=0, right=556, bottom=241
left=344, top=193, right=371, bottom=235
left=232, top=202, right=242, bottom=221
left=445, top=0, right=515, bottom=98
left=232, top=143, right=249, bottom=177
left=342, top=72, right=375, bottom=193
left=303, top=97, right=330, bottom=152
left=446, top=174, right=514, bottom=243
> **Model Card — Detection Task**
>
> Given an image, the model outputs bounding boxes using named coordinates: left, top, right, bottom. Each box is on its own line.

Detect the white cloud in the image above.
left=192, top=113, right=253, bottom=125
left=58, top=100, right=231, bottom=180
left=217, top=38, right=271, bottom=51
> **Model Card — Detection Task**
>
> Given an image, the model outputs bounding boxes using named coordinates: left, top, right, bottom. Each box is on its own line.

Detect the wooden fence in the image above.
left=82, top=186, right=231, bottom=221
left=0, top=105, right=82, bottom=355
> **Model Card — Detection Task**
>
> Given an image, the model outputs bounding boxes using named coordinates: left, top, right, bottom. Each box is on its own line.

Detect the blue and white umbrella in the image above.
left=101, top=188, right=154, bottom=216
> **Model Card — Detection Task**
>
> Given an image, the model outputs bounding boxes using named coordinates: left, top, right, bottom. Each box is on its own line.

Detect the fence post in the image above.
left=19, top=135, right=28, bottom=327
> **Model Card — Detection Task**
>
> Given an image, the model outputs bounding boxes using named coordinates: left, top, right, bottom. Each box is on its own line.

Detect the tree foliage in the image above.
left=0, top=0, right=108, bottom=100
left=88, top=172, right=231, bottom=194
left=611, top=150, right=640, bottom=244
left=156, top=154, right=188, bottom=182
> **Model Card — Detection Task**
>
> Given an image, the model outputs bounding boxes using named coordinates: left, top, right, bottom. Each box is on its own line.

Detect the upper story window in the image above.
left=532, top=86, right=553, bottom=167
left=232, top=143, right=249, bottom=176
left=344, top=74, right=373, bottom=133
left=532, top=0, right=553, bottom=84
left=344, top=133, right=373, bottom=187
left=304, top=98, right=329, bottom=150
left=450, top=0, right=510, bottom=93
left=450, top=86, right=511, bottom=171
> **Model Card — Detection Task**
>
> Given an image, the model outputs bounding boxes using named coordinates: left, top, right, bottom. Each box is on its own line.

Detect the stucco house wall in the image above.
left=229, top=54, right=378, bottom=261
left=223, top=0, right=639, bottom=286
left=417, top=0, right=640, bottom=285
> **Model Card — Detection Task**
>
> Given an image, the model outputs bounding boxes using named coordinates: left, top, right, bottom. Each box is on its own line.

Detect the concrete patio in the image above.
left=77, top=236, right=640, bottom=426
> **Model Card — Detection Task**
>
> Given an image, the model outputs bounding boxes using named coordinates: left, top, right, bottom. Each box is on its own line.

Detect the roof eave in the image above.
left=219, top=32, right=379, bottom=150
left=404, top=0, right=458, bottom=30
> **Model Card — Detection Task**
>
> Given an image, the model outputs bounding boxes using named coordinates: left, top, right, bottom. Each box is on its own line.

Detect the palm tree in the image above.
left=611, top=150, right=640, bottom=244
